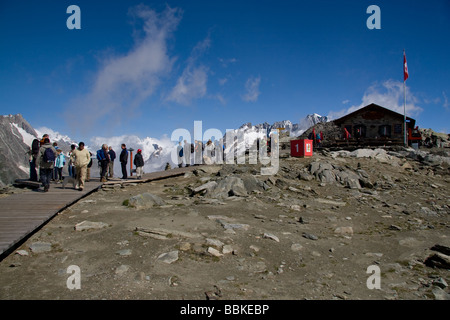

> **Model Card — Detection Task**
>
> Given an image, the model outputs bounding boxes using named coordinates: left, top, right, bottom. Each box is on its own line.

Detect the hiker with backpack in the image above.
left=36, top=137, right=57, bottom=192
left=316, top=132, right=322, bottom=148
left=97, top=144, right=110, bottom=182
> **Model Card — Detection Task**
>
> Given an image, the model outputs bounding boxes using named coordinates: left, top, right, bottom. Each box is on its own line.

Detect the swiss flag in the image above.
left=403, top=51, right=409, bottom=82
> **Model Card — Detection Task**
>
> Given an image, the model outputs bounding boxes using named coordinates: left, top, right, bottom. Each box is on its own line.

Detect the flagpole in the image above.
left=404, top=76, right=406, bottom=147
left=403, top=49, right=407, bottom=147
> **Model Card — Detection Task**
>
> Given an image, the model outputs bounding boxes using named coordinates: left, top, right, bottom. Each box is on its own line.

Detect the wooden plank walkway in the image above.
left=0, top=165, right=202, bottom=260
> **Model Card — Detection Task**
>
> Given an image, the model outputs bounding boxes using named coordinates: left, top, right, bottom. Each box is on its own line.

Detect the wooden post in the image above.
left=128, top=148, right=134, bottom=177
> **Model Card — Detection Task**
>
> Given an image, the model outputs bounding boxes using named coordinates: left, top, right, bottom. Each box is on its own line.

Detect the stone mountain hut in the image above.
left=333, top=103, right=417, bottom=145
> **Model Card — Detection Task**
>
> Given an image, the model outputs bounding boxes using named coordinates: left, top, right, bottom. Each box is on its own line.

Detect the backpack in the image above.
left=43, top=147, right=55, bottom=163
left=97, top=149, right=105, bottom=161
left=179, top=148, right=183, bottom=157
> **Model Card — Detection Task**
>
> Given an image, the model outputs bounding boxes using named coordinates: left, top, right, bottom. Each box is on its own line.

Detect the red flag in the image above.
left=403, top=51, right=409, bottom=82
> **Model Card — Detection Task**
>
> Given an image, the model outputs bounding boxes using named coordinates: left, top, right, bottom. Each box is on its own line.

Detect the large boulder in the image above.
left=125, top=193, right=166, bottom=209
left=209, top=176, right=248, bottom=198
left=191, top=172, right=268, bottom=199
left=240, top=174, right=268, bottom=193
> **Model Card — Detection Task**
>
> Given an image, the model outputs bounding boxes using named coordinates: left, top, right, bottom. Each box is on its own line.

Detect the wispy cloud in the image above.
left=166, top=36, right=211, bottom=105
left=443, top=91, right=449, bottom=111
left=241, top=76, right=261, bottom=102
left=218, top=57, right=237, bottom=68
left=65, top=5, right=182, bottom=135
left=218, top=77, right=228, bottom=86
left=328, top=79, right=423, bottom=120
left=211, top=93, right=226, bottom=105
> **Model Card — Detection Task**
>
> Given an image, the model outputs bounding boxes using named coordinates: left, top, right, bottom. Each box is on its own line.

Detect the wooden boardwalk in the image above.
left=0, top=165, right=201, bottom=260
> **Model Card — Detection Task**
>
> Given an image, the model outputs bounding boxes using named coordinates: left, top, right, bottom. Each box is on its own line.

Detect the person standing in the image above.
left=51, top=142, right=59, bottom=181
left=54, top=149, right=65, bottom=183
left=203, top=139, right=215, bottom=165
left=355, top=128, right=361, bottom=145
left=39, top=134, right=49, bottom=146
left=177, top=141, right=183, bottom=168
left=344, top=127, right=350, bottom=146
left=71, top=142, right=91, bottom=191
left=36, top=138, right=56, bottom=192
left=194, top=140, right=202, bottom=165
left=133, top=149, right=144, bottom=179
left=68, top=144, right=76, bottom=178
left=120, top=144, right=128, bottom=179
left=108, top=146, right=116, bottom=178
left=29, top=138, right=40, bottom=181
left=312, top=128, right=316, bottom=148
left=86, top=152, right=93, bottom=182
left=97, top=144, right=110, bottom=182
left=183, top=140, right=190, bottom=167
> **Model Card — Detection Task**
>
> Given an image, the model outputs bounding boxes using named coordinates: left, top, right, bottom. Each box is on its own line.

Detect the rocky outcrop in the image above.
left=0, top=114, right=38, bottom=187
left=420, top=128, right=450, bottom=148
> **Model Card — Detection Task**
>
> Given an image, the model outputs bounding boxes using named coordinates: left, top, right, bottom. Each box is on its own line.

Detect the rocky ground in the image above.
left=0, top=147, right=449, bottom=300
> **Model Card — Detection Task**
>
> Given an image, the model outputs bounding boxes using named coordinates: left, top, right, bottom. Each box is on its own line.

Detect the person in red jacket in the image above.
left=344, top=128, right=350, bottom=146
left=133, top=149, right=144, bottom=179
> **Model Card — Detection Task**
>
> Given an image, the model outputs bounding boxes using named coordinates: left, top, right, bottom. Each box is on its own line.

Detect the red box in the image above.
left=291, top=139, right=313, bottom=157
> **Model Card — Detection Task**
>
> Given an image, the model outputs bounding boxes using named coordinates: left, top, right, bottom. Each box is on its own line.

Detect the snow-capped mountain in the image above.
left=224, top=114, right=328, bottom=153
left=89, top=134, right=177, bottom=175
left=297, top=113, right=329, bottom=136
left=34, top=127, right=78, bottom=151
left=0, top=114, right=38, bottom=186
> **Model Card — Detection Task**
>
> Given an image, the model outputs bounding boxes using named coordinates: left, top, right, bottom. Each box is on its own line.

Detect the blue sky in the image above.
left=1, top=0, right=449, bottom=143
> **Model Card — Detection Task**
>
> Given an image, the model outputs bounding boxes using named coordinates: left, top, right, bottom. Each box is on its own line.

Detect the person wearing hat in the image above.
left=133, top=148, right=144, bottom=180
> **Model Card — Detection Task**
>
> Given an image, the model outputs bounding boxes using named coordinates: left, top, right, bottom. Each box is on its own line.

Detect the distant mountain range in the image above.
left=237, top=113, right=328, bottom=138
left=0, top=113, right=328, bottom=186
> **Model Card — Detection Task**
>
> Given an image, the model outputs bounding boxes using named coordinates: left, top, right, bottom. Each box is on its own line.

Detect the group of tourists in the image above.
left=173, top=135, right=280, bottom=169
left=175, top=139, right=222, bottom=168
left=29, top=134, right=276, bottom=192
left=95, top=143, right=144, bottom=181
left=28, top=135, right=134, bottom=192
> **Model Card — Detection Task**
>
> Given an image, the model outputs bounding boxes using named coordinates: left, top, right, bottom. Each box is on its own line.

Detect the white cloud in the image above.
left=166, top=36, right=210, bottom=105
left=218, top=57, right=237, bottom=67
left=211, top=93, right=226, bottom=105
left=166, top=65, right=208, bottom=105
left=443, top=91, right=449, bottom=110
left=328, top=79, right=423, bottom=120
left=241, top=76, right=261, bottom=102
left=218, top=77, right=228, bottom=86
left=66, top=5, right=182, bottom=133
